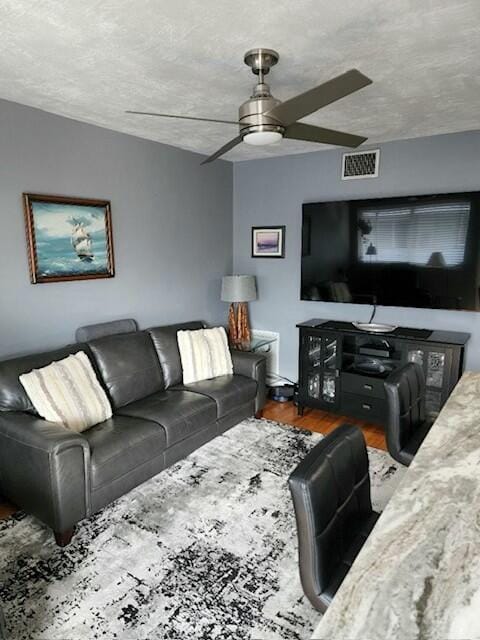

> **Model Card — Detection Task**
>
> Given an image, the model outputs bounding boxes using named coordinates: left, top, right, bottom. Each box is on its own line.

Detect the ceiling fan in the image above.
left=127, top=48, right=372, bottom=164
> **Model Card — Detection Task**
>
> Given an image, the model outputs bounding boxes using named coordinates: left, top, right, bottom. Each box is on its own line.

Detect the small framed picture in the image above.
left=251, top=226, right=285, bottom=258
left=23, top=193, right=115, bottom=284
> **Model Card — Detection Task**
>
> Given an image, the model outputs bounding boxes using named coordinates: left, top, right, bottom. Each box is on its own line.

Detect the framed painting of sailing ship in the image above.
left=23, top=193, right=115, bottom=284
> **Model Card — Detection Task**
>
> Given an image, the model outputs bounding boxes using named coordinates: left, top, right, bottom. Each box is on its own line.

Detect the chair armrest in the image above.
left=0, top=412, right=90, bottom=532
left=231, top=351, right=267, bottom=413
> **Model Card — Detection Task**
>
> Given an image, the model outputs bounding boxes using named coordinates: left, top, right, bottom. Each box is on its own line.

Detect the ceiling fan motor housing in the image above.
left=238, top=92, right=284, bottom=138
left=239, top=47, right=284, bottom=139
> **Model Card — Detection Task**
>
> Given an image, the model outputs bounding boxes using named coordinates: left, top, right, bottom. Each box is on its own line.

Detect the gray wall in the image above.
left=0, top=99, right=233, bottom=358
left=233, top=131, right=480, bottom=381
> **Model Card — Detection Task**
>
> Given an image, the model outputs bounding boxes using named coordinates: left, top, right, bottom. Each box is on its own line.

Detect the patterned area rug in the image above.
left=0, top=418, right=405, bottom=640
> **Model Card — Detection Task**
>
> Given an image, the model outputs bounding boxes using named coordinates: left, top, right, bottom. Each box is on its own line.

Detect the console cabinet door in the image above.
left=405, top=343, right=454, bottom=417
left=300, top=332, right=341, bottom=409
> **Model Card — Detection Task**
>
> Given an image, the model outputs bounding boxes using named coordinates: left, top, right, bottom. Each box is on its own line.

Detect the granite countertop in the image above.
left=312, top=371, right=480, bottom=640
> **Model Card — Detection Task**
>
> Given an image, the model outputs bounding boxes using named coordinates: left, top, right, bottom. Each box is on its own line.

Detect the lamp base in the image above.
left=237, top=302, right=251, bottom=346
left=227, top=303, right=237, bottom=344
left=227, top=302, right=251, bottom=349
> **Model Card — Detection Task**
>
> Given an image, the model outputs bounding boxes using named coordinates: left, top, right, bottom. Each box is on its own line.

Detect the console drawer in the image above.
left=341, top=392, right=386, bottom=423
left=341, top=372, right=386, bottom=399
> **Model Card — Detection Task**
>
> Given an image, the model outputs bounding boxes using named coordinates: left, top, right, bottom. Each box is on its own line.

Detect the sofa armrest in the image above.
left=0, top=412, right=90, bottom=532
left=231, top=351, right=267, bottom=413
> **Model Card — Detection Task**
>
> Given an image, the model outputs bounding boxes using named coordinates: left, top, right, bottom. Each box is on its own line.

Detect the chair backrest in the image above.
left=0, top=603, right=7, bottom=639
left=384, top=362, right=426, bottom=459
left=288, top=424, right=372, bottom=612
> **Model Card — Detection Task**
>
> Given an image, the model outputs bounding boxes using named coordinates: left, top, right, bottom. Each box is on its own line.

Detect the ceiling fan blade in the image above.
left=201, top=135, right=243, bottom=164
left=264, top=69, right=372, bottom=126
left=126, top=110, right=240, bottom=125
left=284, top=122, right=367, bottom=148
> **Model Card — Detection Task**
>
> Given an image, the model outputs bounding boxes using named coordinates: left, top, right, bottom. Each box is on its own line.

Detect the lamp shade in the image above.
left=221, top=275, right=257, bottom=302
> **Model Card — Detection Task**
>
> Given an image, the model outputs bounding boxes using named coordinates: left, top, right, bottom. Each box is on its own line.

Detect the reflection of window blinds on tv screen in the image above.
left=301, top=192, right=480, bottom=311
left=357, top=202, right=470, bottom=266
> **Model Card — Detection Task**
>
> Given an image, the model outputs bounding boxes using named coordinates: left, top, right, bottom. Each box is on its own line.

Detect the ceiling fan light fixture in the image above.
left=243, top=130, right=283, bottom=146
left=128, top=47, right=372, bottom=163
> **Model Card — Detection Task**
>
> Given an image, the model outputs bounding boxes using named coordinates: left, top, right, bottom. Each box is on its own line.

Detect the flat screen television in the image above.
left=301, top=191, right=480, bottom=311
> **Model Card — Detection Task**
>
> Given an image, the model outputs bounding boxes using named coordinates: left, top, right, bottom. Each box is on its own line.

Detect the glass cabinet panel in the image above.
left=307, top=372, right=321, bottom=399
left=407, top=349, right=424, bottom=366
left=426, top=389, right=442, bottom=414
left=307, top=336, right=322, bottom=368
left=322, top=372, right=336, bottom=403
left=426, top=351, right=445, bottom=388
left=406, top=343, right=452, bottom=418
left=302, top=332, right=340, bottom=408
left=323, top=337, right=337, bottom=370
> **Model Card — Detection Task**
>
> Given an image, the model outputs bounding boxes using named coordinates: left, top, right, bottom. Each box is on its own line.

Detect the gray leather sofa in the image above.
left=0, top=321, right=266, bottom=546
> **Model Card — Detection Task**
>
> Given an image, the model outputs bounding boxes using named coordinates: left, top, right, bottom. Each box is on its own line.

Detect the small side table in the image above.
left=234, top=336, right=277, bottom=353
left=233, top=336, right=278, bottom=419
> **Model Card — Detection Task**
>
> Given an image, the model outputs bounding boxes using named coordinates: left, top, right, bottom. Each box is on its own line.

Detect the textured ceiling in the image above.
left=1, top=0, right=480, bottom=161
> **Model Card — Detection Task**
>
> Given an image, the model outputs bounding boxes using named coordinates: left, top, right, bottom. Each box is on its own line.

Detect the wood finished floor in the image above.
left=0, top=401, right=386, bottom=521
left=0, top=502, right=17, bottom=520
left=262, top=399, right=387, bottom=451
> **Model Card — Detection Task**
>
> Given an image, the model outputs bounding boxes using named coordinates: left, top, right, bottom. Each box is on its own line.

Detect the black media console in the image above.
left=297, top=319, right=470, bottom=425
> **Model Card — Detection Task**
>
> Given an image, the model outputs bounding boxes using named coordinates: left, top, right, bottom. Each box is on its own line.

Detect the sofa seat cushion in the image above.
left=83, top=415, right=166, bottom=490
left=176, top=374, right=257, bottom=419
left=116, top=390, right=217, bottom=448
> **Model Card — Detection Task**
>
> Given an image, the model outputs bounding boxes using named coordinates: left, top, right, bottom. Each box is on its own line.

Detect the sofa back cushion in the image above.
left=76, top=318, right=138, bottom=342
left=0, top=344, right=87, bottom=412
left=148, top=321, right=205, bottom=388
left=88, top=331, right=164, bottom=409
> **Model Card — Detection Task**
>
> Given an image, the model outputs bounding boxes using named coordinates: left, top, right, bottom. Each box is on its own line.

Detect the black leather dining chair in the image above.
left=384, top=362, right=432, bottom=467
left=288, top=424, right=379, bottom=613
left=0, top=605, right=6, bottom=640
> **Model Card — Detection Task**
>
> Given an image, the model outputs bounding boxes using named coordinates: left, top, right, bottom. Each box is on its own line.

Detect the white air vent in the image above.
left=342, top=149, right=380, bottom=180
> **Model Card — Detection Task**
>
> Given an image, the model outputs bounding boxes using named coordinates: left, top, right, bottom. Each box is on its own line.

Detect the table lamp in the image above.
left=221, top=275, right=257, bottom=348
left=427, top=251, right=446, bottom=268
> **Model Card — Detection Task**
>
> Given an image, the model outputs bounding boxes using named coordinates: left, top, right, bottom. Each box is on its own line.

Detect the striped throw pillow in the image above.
left=19, top=351, right=112, bottom=433
left=177, top=327, right=233, bottom=384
